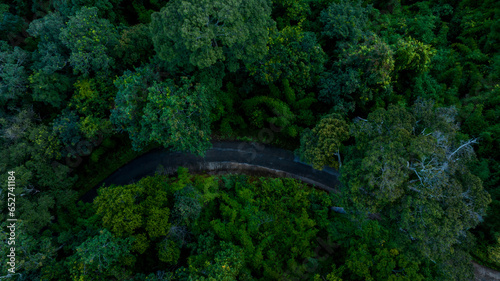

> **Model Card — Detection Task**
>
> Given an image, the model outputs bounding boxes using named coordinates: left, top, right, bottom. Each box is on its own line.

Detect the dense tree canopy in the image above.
left=150, top=0, right=274, bottom=72
left=0, top=0, right=498, bottom=279
left=341, top=100, right=491, bottom=273
left=297, top=113, right=349, bottom=170
left=111, top=66, right=214, bottom=155
left=248, top=25, right=326, bottom=88
left=59, top=6, right=119, bottom=76
left=319, top=35, right=395, bottom=113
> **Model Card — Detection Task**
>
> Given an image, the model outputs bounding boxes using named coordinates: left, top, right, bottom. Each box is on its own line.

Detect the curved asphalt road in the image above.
left=80, top=141, right=341, bottom=203
left=79, top=140, right=500, bottom=280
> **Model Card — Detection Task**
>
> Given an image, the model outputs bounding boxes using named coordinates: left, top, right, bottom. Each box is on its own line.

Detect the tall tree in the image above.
left=0, top=221, right=59, bottom=279
left=0, top=40, right=29, bottom=111
left=68, top=229, right=135, bottom=281
left=320, top=0, right=375, bottom=45
left=150, top=0, right=273, bottom=72
left=297, top=113, right=349, bottom=170
left=340, top=100, right=491, bottom=279
left=59, top=6, right=119, bottom=76
left=113, top=23, right=154, bottom=68
left=94, top=175, right=172, bottom=256
left=27, top=11, right=69, bottom=75
left=29, top=71, right=72, bottom=108
left=248, top=25, right=326, bottom=89
left=111, top=66, right=214, bottom=156
left=319, top=35, right=394, bottom=114
left=52, top=0, right=125, bottom=22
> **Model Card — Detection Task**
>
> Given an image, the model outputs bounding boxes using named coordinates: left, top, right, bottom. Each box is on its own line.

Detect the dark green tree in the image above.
left=0, top=4, right=25, bottom=42
left=320, top=0, right=375, bottom=44
left=319, top=35, right=394, bottom=113
left=27, top=11, right=69, bottom=75
left=0, top=221, right=59, bottom=279
left=52, top=0, right=125, bottom=22
left=68, top=229, right=135, bottom=281
left=29, top=71, right=72, bottom=108
left=272, top=0, right=310, bottom=29
left=341, top=100, right=491, bottom=278
left=52, top=110, right=82, bottom=147
left=248, top=25, right=326, bottom=89
left=59, top=6, right=119, bottom=76
left=0, top=40, right=29, bottom=110
left=113, top=23, right=154, bottom=68
left=111, top=67, right=214, bottom=156
left=150, top=0, right=273, bottom=72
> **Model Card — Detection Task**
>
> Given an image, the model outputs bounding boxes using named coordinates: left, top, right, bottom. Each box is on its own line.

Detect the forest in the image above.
left=0, top=0, right=499, bottom=280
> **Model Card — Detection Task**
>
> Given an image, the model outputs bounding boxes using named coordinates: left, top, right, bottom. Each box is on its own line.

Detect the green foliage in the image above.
left=94, top=175, right=171, bottom=254
left=211, top=82, right=247, bottom=136
left=111, top=68, right=214, bottom=156
left=70, top=77, right=115, bottom=118
left=460, top=83, right=500, bottom=268
left=79, top=114, right=112, bottom=140
left=157, top=239, right=181, bottom=265
left=0, top=9, right=25, bottom=40
left=113, top=23, right=154, bottom=68
left=248, top=25, right=326, bottom=88
left=0, top=40, right=29, bottom=110
left=59, top=6, right=119, bottom=76
left=52, top=110, right=82, bottom=147
left=69, top=229, right=134, bottom=281
left=0, top=221, right=59, bottom=277
left=144, top=79, right=214, bottom=156
left=150, top=0, right=273, bottom=72
left=297, top=114, right=350, bottom=170
left=189, top=241, right=245, bottom=281
left=16, top=194, right=55, bottom=234
left=27, top=11, right=69, bottom=74
left=242, top=75, right=320, bottom=138
left=0, top=109, right=77, bottom=194
left=272, top=0, right=311, bottom=29
left=402, top=2, right=439, bottom=44
left=488, top=234, right=500, bottom=265
left=188, top=175, right=334, bottom=280
left=29, top=70, right=72, bottom=108
left=52, top=0, right=125, bottom=22
left=173, top=184, right=202, bottom=225
left=341, top=100, right=491, bottom=273
left=393, top=37, right=436, bottom=74
left=242, top=95, right=298, bottom=137
left=320, top=0, right=375, bottom=44
left=27, top=11, right=65, bottom=45
left=1, top=0, right=500, bottom=278
left=126, top=0, right=169, bottom=24
left=328, top=218, right=428, bottom=281
left=27, top=124, right=77, bottom=190
left=319, top=35, right=394, bottom=113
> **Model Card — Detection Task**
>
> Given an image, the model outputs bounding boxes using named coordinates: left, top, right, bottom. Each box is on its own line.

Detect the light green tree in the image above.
left=297, top=114, right=350, bottom=170
left=94, top=176, right=173, bottom=256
